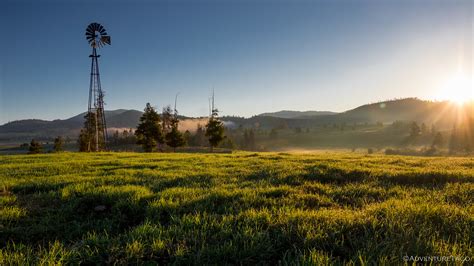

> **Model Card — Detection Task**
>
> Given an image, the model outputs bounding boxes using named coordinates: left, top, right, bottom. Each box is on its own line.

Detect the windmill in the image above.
left=85, top=22, right=111, bottom=151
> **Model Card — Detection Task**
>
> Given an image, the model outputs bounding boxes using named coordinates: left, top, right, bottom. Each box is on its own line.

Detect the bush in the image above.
left=28, top=139, right=43, bottom=154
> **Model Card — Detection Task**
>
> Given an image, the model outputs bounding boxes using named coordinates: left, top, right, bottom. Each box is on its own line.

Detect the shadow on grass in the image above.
left=1, top=186, right=149, bottom=248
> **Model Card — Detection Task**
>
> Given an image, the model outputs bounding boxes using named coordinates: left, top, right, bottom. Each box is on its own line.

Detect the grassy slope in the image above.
left=0, top=152, right=473, bottom=264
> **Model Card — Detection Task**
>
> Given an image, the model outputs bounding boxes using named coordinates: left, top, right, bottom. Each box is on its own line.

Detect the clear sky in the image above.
left=0, top=0, right=471, bottom=124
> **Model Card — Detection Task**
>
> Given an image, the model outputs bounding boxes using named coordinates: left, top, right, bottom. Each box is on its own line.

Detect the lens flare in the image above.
left=436, top=72, right=473, bottom=105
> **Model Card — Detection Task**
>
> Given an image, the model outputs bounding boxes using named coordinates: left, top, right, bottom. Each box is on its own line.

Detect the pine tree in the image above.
left=28, top=139, right=43, bottom=154
left=220, top=137, right=235, bottom=149
left=161, top=106, right=173, bottom=135
left=165, top=111, right=185, bottom=152
left=53, top=136, right=64, bottom=152
left=112, top=130, right=120, bottom=145
left=242, top=128, right=256, bottom=150
left=183, top=130, right=191, bottom=146
left=135, top=103, right=163, bottom=152
left=409, top=122, right=421, bottom=138
left=430, top=124, right=437, bottom=136
left=191, top=124, right=206, bottom=147
left=431, top=132, right=444, bottom=148
left=449, top=125, right=458, bottom=153
left=78, top=112, right=105, bottom=152
left=205, top=108, right=225, bottom=152
left=160, top=106, right=173, bottom=150
left=421, top=123, right=428, bottom=135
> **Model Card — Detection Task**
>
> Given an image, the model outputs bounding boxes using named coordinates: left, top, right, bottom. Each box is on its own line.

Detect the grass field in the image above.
left=0, top=152, right=473, bottom=264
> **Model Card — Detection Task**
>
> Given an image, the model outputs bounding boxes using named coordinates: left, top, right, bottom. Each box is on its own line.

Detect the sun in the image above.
left=436, top=71, right=473, bottom=105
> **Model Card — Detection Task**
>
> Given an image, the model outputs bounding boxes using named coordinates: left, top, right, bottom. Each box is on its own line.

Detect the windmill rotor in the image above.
left=85, top=22, right=111, bottom=48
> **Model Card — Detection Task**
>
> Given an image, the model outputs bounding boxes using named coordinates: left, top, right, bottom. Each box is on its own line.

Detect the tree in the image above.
left=448, top=125, right=461, bottom=153
left=111, top=130, right=120, bottom=145
left=220, top=137, right=235, bottom=149
left=421, top=123, right=428, bottom=135
left=135, top=103, right=163, bottom=152
left=189, top=124, right=206, bottom=147
left=409, top=122, right=421, bottom=138
left=161, top=106, right=173, bottom=136
left=122, top=129, right=129, bottom=139
left=269, top=128, right=278, bottom=139
left=430, top=124, right=437, bottom=136
left=205, top=108, right=225, bottom=152
left=242, top=128, right=256, bottom=150
left=78, top=112, right=105, bottom=152
left=165, top=112, right=185, bottom=152
left=431, top=132, right=444, bottom=148
left=53, top=136, right=64, bottom=152
left=28, top=139, right=43, bottom=154
left=183, top=130, right=192, bottom=146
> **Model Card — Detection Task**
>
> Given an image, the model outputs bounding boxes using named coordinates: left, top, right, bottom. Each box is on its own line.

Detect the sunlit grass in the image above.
left=0, top=152, right=473, bottom=264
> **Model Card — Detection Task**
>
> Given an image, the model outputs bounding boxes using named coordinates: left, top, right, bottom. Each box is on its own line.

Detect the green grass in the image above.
left=0, top=152, right=473, bottom=264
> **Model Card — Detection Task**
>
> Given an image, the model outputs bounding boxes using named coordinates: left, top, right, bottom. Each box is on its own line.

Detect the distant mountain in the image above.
left=258, top=110, right=337, bottom=119
left=0, top=110, right=144, bottom=142
left=1, top=98, right=472, bottom=143
left=65, top=109, right=133, bottom=124
left=225, top=98, right=472, bottom=129
left=332, top=98, right=470, bottom=126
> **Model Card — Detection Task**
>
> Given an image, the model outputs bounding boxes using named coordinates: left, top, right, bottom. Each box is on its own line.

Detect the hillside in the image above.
left=0, top=110, right=143, bottom=143
left=1, top=98, right=472, bottom=143
left=334, top=98, right=468, bottom=125
left=258, top=110, right=336, bottom=119
left=227, top=99, right=472, bottom=130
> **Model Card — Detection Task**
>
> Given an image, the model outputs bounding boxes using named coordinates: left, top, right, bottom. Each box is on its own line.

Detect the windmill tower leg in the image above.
left=87, top=47, right=108, bottom=151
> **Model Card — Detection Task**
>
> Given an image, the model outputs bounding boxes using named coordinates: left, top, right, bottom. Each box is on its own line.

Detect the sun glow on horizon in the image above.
left=436, top=71, right=473, bottom=105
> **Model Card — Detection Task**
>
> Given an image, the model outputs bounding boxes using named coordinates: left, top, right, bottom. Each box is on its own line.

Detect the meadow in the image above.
left=0, top=152, right=473, bottom=264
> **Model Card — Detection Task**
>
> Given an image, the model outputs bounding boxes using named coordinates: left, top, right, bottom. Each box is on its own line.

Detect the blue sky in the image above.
left=0, top=0, right=471, bottom=124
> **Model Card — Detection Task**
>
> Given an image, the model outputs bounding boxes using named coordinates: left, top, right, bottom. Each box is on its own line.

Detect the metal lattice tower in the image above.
left=85, top=22, right=111, bottom=152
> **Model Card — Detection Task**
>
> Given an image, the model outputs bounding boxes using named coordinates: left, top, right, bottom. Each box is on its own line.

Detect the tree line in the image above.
left=24, top=110, right=473, bottom=155
left=78, top=103, right=226, bottom=152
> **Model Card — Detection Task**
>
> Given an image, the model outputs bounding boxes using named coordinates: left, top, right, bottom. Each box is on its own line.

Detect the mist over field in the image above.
left=2, top=98, right=472, bottom=156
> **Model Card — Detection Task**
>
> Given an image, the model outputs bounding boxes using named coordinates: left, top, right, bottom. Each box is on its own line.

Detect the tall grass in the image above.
left=0, top=152, right=473, bottom=264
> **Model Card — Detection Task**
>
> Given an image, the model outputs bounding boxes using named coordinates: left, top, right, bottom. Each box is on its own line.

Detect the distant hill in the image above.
left=0, top=110, right=144, bottom=143
left=225, top=98, right=472, bottom=129
left=258, top=110, right=337, bottom=119
left=1, top=98, right=472, bottom=143
left=329, top=98, right=471, bottom=126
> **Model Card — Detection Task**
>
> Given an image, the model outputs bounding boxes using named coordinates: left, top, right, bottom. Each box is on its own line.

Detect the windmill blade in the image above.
left=101, top=36, right=111, bottom=45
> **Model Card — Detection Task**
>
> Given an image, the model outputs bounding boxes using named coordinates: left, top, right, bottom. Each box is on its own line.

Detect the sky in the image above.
left=0, top=0, right=471, bottom=124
